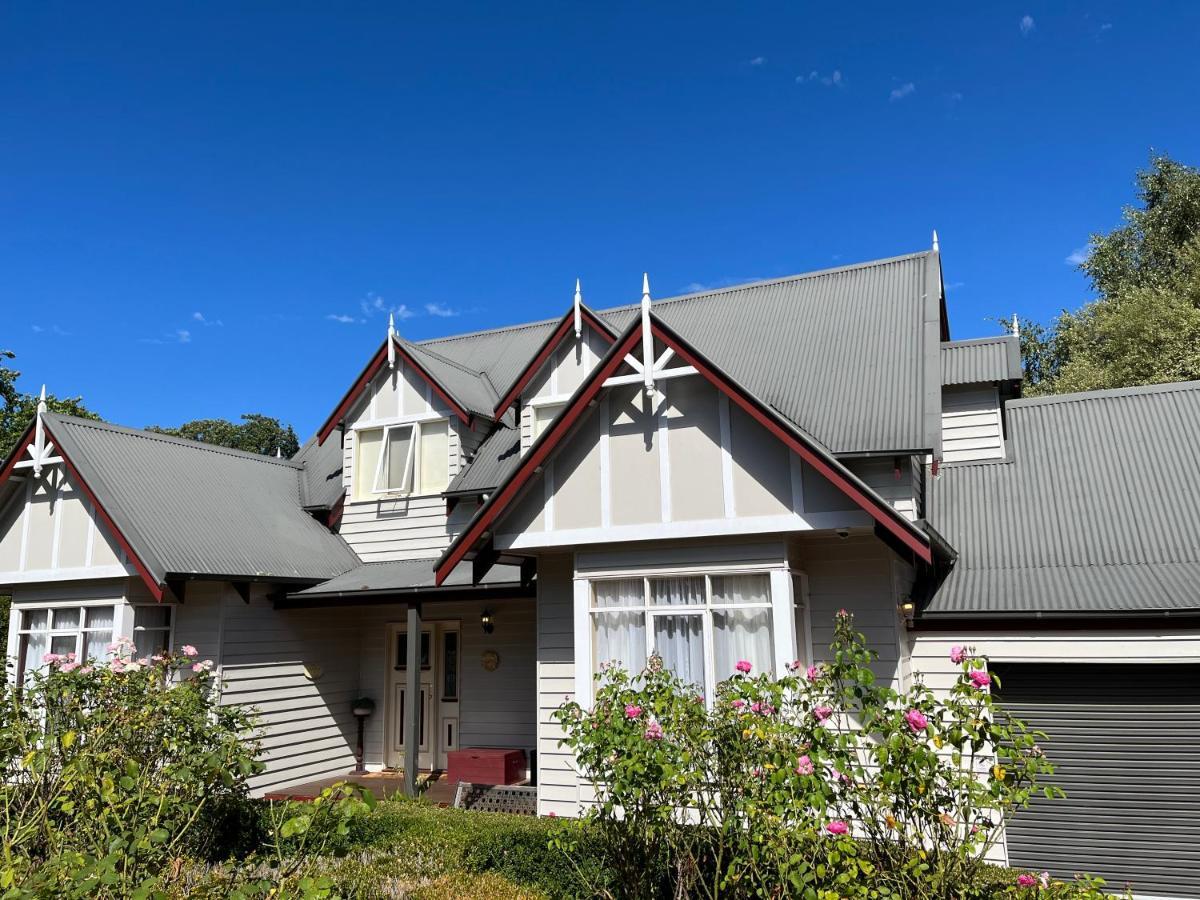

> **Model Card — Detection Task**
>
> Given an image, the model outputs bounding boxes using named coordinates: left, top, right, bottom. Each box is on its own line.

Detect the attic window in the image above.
left=375, top=424, right=417, bottom=494
left=356, top=419, right=450, bottom=499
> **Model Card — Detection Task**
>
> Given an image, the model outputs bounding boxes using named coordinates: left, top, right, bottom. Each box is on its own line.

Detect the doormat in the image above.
left=451, top=782, right=537, bottom=816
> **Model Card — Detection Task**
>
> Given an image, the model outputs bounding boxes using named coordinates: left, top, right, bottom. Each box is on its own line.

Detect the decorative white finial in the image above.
left=1012, top=313, right=1020, bottom=339
left=573, top=278, right=583, bottom=339
left=641, top=273, right=654, bottom=394
left=932, top=230, right=940, bottom=253
left=33, top=385, right=47, bottom=477
left=387, top=312, right=397, bottom=370
left=275, top=446, right=283, bottom=459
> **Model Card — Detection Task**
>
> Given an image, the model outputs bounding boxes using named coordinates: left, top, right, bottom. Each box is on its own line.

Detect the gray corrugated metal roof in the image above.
left=44, top=414, right=359, bottom=585
left=941, top=335, right=1022, bottom=386
left=433, top=252, right=943, bottom=491
left=926, top=380, right=1200, bottom=616
left=400, top=339, right=499, bottom=419
left=294, top=432, right=345, bottom=510
left=446, top=425, right=520, bottom=495
left=290, top=558, right=525, bottom=597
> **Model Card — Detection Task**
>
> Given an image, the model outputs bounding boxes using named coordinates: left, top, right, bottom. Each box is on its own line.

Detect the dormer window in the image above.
left=355, top=419, right=449, bottom=500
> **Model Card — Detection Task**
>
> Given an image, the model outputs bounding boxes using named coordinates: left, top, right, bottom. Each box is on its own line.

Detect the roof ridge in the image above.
left=1008, top=379, right=1200, bottom=410
left=417, top=249, right=931, bottom=349
left=45, top=413, right=304, bottom=468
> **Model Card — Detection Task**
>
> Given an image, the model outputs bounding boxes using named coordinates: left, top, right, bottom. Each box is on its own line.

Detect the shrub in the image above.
left=0, top=640, right=261, bottom=897
left=553, top=612, right=1100, bottom=899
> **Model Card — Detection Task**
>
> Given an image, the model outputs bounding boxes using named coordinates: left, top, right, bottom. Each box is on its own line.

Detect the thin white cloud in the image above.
left=1100, top=22, right=1113, bottom=31
left=797, top=69, right=843, bottom=87
left=680, top=275, right=765, bottom=294
left=425, top=302, right=459, bottom=318
left=176, top=329, right=191, bottom=344
left=1020, top=14, right=1035, bottom=35
left=326, top=313, right=358, bottom=324
left=139, top=329, right=192, bottom=346
left=748, top=56, right=766, bottom=66
left=359, top=293, right=415, bottom=320
left=192, top=311, right=224, bottom=326
left=889, top=82, right=915, bottom=101
left=948, top=91, right=964, bottom=103
left=31, top=325, right=44, bottom=333
left=1065, top=246, right=1089, bottom=266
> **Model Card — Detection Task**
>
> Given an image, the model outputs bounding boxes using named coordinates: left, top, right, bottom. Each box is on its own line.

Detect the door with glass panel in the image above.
left=590, top=573, right=775, bottom=701
left=387, top=624, right=434, bottom=771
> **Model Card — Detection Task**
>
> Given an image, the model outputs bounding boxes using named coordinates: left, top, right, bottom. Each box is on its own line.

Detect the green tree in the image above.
left=147, top=413, right=300, bottom=458
left=1010, top=154, right=1200, bottom=395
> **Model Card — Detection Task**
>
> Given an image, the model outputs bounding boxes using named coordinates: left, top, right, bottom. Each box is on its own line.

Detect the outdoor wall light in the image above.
left=481, top=609, right=495, bottom=634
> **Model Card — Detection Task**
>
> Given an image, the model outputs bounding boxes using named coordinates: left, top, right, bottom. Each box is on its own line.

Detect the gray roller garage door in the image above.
left=994, top=663, right=1200, bottom=897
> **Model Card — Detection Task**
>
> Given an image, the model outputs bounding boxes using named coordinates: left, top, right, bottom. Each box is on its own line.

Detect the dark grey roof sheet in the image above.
left=290, top=558, right=525, bottom=597
left=429, top=252, right=943, bottom=492
left=294, top=432, right=345, bottom=510
left=45, top=414, right=359, bottom=585
left=926, top=380, right=1200, bottom=616
left=941, top=335, right=1022, bottom=386
left=446, top=426, right=520, bottom=495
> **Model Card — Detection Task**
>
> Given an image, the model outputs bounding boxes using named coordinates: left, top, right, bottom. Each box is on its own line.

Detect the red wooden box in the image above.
left=447, top=747, right=526, bottom=785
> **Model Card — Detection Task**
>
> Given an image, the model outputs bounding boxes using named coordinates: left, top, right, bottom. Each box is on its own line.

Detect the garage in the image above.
left=994, top=663, right=1200, bottom=898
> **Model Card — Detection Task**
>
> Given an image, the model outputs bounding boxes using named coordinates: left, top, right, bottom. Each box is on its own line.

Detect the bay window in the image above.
left=589, top=572, right=776, bottom=703
left=354, top=418, right=449, bottom=500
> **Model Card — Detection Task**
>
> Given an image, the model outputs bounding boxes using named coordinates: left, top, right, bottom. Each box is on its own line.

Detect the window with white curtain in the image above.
left=354, top=419, right=450, bottom=499
left=15, top=604, right=116, bottom=681
left=589, top=572, right=775, bottom=703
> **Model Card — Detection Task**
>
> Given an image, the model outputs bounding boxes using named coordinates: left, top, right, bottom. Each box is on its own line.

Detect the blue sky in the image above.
left=3, top=2, right=1198, bottom=437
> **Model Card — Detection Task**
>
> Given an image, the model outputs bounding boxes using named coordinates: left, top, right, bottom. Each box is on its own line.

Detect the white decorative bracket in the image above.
left=573, top=279, right=583, bottom=339
left=387, top=313, right=397, bottom=370
left=603, top=274, right=697, bottom=390
left=14, top=385, right=63, bottom=477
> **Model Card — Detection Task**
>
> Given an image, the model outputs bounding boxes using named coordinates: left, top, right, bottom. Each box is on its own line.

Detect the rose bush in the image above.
left=554, top=612, right=1120, bottom=899
left=0, top=639, right=261, bottom=897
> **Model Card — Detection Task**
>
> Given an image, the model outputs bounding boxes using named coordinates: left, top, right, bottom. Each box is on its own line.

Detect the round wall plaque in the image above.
left=481, top=650, right=501, bottom=672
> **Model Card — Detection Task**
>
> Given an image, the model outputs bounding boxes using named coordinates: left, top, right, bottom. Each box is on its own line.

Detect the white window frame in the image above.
left=585, top=569, right=784, bottom=709
left=12, top=600, right=119, bottom=680
left=353, top=412, right=449, bottom=498
left=528, top=396, right=569, bottom=441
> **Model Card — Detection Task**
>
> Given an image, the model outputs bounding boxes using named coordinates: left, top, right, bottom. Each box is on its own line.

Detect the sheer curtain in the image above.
left=593, top=579, right=646, bottom=672
left=649, top=576, right=705, bottom=606
left=653, top=615, right=705, bottom=689
left=711, top=575, right=773, bottom=678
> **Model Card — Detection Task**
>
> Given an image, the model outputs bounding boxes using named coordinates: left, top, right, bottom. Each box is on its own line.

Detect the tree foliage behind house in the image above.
left=1013, top=154, right=1200, bottom=395
left=146, top=414, right=300, bottom=458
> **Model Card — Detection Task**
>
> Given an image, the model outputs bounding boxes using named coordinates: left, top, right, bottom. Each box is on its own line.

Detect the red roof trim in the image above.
left=317, top=339, right=472, bottom=445
left=436, top=327, right=641, bottom=584
left=436, top=318, right=933, bottom=585
left=0, top=420, right=164, bottom=601
left=493, top=308, right=617, bottom=420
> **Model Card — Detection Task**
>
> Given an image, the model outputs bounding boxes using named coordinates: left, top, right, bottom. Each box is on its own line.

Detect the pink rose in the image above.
left=79, top=666, right=93, bottom=675
left=806, top=664, right=822, bottom=681
left=968, top=669, right=991, bottom=689
left=624, top=704, right=642, bottom=719
left=735, top=660, right=752, bottom=674
left=644, top=719, right=664, bottom=741
left=181, top=645, right=198, bottom=658
left=836, top=608, right=849, bottom=618
left=42, top=652, right=61, bottom=664
left=1016, top=874, right=1036, bottom=888
left=547, top=811, right=557, bottom=817
left=904, top=708, right=929, bottom=733
left=749, top=702, right=761, bottom=714
left=60, top=662, right=80, bottom=673
left=787, top=659, right=802, bottom=672
left=1039, top=873, right=1050, bottom=888
left=950, top=645, right=966, bottom=664
left=731, top=699, right=746, bottom=709
left=759, top=702, right=775, bottom=716
left=825, top=820, right=849, bottom=835
left=796, top=754, right=814, bottom=776
left=752, top=766, right=763, bottom=778
left=813, top=705, right=834, bottom=723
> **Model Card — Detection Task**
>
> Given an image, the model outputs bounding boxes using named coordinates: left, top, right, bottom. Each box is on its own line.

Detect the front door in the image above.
left=386, top=621, right=460, bottom=772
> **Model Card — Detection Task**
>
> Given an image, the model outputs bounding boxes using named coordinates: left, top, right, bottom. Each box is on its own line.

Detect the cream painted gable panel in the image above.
left=495, top=375, right=921, bottom=551
left=521, top=326, right=611, bottom=454
left=0, top=471, right=130, bottom=583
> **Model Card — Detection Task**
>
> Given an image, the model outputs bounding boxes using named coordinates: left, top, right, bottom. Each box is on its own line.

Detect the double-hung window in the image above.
left=589, top=572, right=775, bottom=703
left=354, top=419, right=449, bottom=499
left=15, top=605, right=115, bottom=680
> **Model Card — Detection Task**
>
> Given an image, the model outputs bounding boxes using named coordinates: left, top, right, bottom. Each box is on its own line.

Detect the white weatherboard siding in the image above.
left=497, top=376, right=918, bottom=551
left=208, top=585, right=361, bottom=794
left=941, top=386, right=1005, bottom=463
left=353, top=597, right=537, bottom=770
left=536, top=554, right=578, bottom=817
left=0, top=469, right=132, bottom=584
